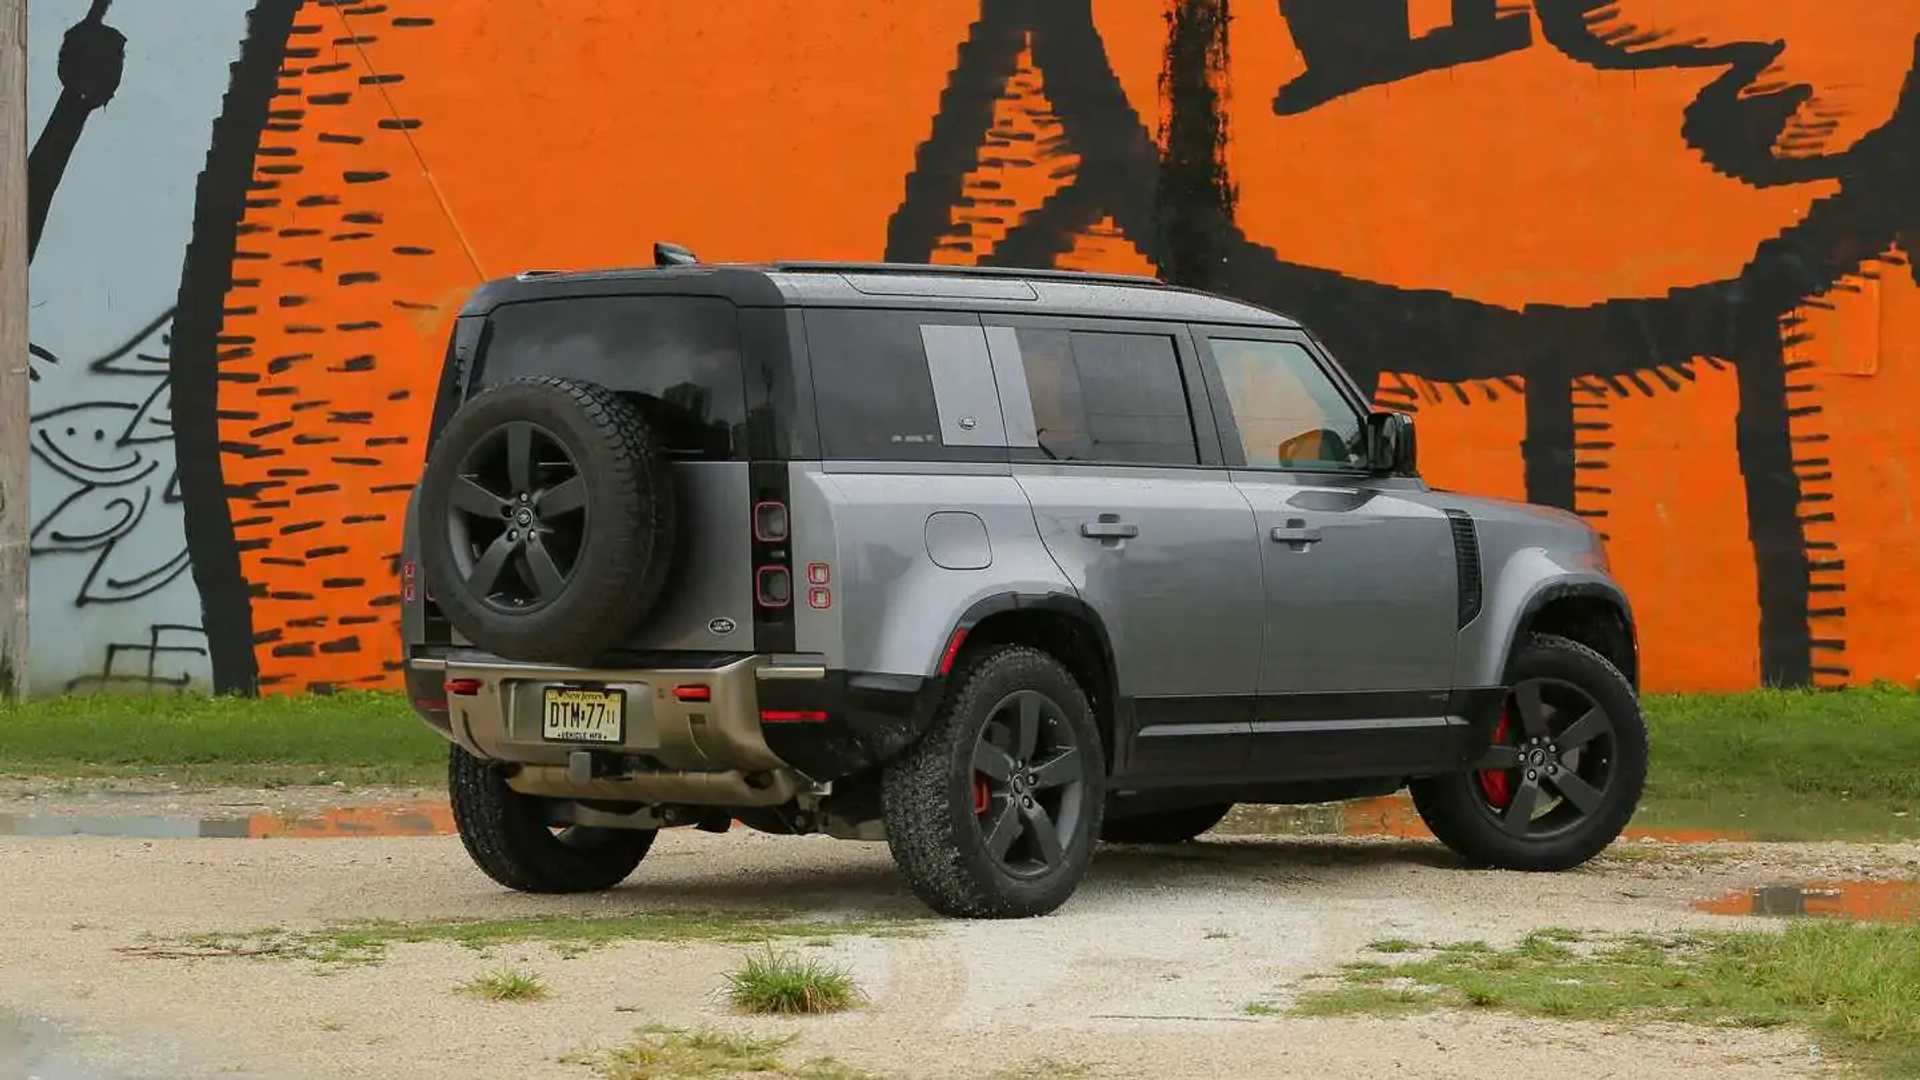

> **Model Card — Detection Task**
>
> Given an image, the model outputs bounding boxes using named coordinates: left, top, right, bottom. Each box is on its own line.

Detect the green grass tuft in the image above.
left=722, top=947, right=860, bottom=1015
left=591, top=1025, right=877, bottom=1080
left=1367, top=937, right=1423, bottom=954
left=459, top=967, right=547, bottom=1002
left=1294, top=922, right=1920, bottom=1076
left=131, top=910, right=926, bottom=968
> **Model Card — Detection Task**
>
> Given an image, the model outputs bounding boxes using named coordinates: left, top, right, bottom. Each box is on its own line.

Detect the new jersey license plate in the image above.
left=541, top=687, right=625, bottom=744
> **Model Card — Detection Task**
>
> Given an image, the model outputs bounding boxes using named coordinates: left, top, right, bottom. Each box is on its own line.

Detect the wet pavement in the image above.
left=0, top=800, right=453, bottom=840
left=1693, top=880, right=1920, bottom=922
left=0, top=1011, right=112, bottom=1080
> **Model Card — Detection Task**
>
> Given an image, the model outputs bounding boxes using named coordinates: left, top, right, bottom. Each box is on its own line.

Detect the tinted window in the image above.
left=807, top=309, right=1005, bottom=461
left=1207, top=338, right=1364, bottom=471
left=1008, top=328, right=1197, bottom=465
left=477, top=296, right=746, bottom=459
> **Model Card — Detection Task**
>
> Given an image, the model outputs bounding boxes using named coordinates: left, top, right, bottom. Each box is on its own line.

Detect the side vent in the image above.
left=1444, top=509, right=1482, bottom=628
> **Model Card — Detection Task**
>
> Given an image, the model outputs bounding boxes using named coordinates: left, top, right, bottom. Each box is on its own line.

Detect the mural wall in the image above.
left=24, top=0, right=1920, bottom=695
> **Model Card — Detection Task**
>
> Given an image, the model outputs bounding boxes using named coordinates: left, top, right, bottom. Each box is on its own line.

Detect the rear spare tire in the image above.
left=418, top=376, right=674, bottom=663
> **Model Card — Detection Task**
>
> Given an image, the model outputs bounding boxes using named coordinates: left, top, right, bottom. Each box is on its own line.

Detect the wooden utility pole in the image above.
left=0, top=0, right=27, bottom=700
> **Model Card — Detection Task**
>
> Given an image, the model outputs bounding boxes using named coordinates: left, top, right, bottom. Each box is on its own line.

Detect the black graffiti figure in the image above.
left=27, top=0, right=125, bottom=264
left=888, top=0, right=1920, bottom=686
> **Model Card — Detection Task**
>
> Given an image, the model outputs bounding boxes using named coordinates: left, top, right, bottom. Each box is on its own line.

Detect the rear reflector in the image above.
left=756, top=566, right=792, bottom=607
left=673, top=685, right=712, bottom=702
left=760, top=709, right=828, bottom=724
left=753, top=501, right=789, bottom=542
left=805, top=562, right=831, bottom=585
left=937, top=627, right=970, bottom=676
left=444, top=677, right=482, bottom=696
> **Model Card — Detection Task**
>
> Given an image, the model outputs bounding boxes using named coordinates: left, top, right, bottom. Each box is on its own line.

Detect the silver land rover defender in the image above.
left=401, top=252, right=1646, bottom=918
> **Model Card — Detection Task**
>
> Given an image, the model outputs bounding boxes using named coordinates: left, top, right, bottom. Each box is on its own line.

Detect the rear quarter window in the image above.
left=805, top=308, right=1007, bottom=462
left=473, top=296, right=747, bottom=459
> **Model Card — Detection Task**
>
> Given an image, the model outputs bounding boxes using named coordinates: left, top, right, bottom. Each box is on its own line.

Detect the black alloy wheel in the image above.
left=970, top=688, right=1088, bottom=878
left=446, top=420, right=588, bottom=612
left=1410, top=633, right=1647, bottom=871
left=1473, top=676, right=1620, bottom=839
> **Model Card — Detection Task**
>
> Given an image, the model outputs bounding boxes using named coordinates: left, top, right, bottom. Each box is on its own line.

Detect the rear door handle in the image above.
left=1270, top=518, right=1322, bottom=547
left=1080, top=515, right=1139, bottom=540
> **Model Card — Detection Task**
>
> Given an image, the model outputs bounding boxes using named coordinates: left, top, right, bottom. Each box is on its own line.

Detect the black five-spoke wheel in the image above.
left=446, top=420, right=588, bottom=611
left=881, top=644, right=1107, bottom=917
left=1474, top=676, right=1619, bottom=838
left=970, top=689, right=1087, bottom=878
left=1410, top=634, right=1648, bottom=871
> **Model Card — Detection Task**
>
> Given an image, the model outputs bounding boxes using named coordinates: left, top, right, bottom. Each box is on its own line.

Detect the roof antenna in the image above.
left=653, top=242, right=697, bottom=267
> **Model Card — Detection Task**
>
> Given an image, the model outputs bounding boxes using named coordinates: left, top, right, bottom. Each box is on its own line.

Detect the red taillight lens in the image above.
left=760, top=709, right=828, bottom=723
left=444, top=677, right=482, bottom=696
left=673, top=685, right=712, bottom=702
left=805, top=562, right=830, bottom=585
left=753, top=501, right=789, bottom=542
left=807, top=586, right=832, bottom=610
left=756, top=566, right=792, bottom=607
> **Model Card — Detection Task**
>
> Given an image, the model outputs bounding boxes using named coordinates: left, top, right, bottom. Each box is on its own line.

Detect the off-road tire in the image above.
left=448, top=746, right=654, bottom=893
left=1410, top=634, right=1647, bottom=871
left=418, top=375, right=675, bottom=664
left=881, top=646, right=1106, bottom=918
left=1100, top=802, right=1233, bottom=844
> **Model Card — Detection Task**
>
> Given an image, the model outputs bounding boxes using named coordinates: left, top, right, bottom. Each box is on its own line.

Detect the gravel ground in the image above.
left=5, top=823, right=1916, bottom=1079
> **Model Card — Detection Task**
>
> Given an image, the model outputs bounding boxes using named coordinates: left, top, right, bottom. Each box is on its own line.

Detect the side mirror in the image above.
left=1368, top=411, right=1417, bottom=475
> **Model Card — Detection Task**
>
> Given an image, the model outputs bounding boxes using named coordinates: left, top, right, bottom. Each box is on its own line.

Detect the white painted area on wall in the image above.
left=25, top=0, right=252, bottom=693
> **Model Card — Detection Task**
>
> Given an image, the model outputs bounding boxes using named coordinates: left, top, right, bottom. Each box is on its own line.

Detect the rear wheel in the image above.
left=448, top=746, right=654, bottom=893
left=881, top=646, right=1105, bottom=918
left=1411, top=634, right=1646, bottom=871
left=1101, top=802, right=1233, bottom=844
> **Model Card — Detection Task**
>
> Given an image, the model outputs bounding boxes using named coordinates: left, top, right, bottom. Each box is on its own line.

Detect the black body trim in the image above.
left=1507, top=581, right=1640, bottom=689
left=1444, top=509, right=1483, bottom=627
left=748, top=461, right=795, bottom=654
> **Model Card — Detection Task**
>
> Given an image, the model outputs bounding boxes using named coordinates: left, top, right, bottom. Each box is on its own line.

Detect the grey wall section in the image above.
left=25, top=0, right=251, bottom=693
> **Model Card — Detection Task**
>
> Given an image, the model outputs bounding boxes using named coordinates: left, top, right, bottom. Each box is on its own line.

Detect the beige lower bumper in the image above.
left=412, top=652, right=812, bottom=806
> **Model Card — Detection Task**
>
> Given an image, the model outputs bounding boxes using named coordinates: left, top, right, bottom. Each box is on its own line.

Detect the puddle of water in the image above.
left=1217, top=794, right=1749, bottom=843
left=1693, top=881, right=1920, bottom=922
left=0, top=800, right=454, bottom=841
left=0, top=1011, right=113, bottom=1080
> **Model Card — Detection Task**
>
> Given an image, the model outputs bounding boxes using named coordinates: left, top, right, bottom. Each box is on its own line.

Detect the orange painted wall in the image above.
left=211, top=1, right=1920, bottom=692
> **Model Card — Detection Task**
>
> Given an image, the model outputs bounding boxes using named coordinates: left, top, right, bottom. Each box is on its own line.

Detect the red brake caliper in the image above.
left=972, top=773, right=990, bottom=815
left=1477, top=706, right=1515, bottom=808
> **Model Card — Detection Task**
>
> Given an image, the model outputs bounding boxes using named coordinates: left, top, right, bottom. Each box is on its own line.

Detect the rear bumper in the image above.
left=406, top=650, right=940, bottom=804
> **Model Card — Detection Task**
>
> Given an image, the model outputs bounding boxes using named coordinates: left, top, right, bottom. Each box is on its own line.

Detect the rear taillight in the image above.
left=760, top=709, right=828, bottom=724
left=673, top=684, right=712, bottom=702
left=756, top=566, right=792, bottom=608
left=753, top=501, right=789, bottom=542
left=402, top=559, right=416, bottom=603
left=445, top=677, right=482, bottom=696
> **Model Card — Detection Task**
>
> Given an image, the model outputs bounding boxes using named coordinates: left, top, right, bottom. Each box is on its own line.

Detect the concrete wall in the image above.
left=22, top=0, right=1920, bottom=694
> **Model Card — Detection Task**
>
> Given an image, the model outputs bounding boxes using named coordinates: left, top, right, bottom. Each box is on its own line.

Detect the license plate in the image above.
left=541, top=687, right=625, bottom=743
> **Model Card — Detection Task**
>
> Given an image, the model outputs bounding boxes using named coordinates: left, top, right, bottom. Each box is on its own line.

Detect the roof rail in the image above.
left=772, top=261, right=1163, bottom=287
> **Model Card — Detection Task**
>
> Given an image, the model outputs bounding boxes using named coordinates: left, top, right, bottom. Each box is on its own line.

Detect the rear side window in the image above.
left=805, top=309, right=1006, bottom=462
left=475, top=296, right=746, bottom=459
left=998, top=327, right=1198, bottom=465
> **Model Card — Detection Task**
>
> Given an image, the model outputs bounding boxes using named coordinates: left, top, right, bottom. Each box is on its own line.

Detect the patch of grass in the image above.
left=1242, top=1002, right=1282, bottom=1016
left=1294, top=923, right=1920, bottom=1076
left=1367, top=937, right=1422, bottom=954
left=1639, top=684, right=1920, bottom=840
left=722, top=948, right=860, bottom=1015
left=130, top=910, right=926, bottom=968
left=590, top=1026, right=877, bottom=1080
left=460, top=967, right=548, bottom=1002
left=0, top=691, right=444, bottom=788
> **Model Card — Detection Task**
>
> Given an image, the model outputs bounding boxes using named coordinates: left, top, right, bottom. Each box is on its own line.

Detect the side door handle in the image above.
left=1080, top=514, right=1140, bottom=541
left=1270, top=518, right=1322, bottom=549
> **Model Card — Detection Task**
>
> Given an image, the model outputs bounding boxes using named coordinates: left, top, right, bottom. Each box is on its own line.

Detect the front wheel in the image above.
left=1411, top=634, right=1647, bottom=871
left=448, top=746, right=654, bottom=893
left=881, top=645, right=1106, bottom=918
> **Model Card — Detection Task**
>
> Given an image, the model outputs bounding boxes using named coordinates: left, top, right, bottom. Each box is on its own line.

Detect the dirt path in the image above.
left=4, top=825, right=1914, bottom=1079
